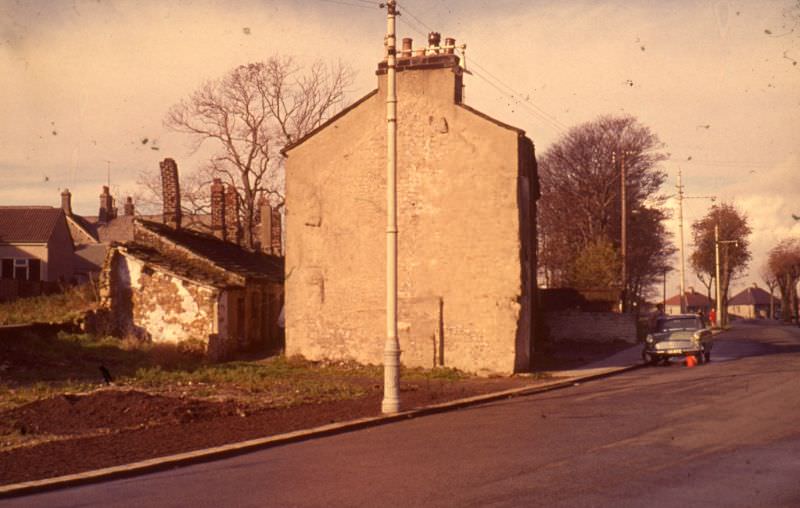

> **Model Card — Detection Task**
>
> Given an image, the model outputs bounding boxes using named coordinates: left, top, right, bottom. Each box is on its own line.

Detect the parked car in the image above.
left=642, top=314, right=713, bottom=365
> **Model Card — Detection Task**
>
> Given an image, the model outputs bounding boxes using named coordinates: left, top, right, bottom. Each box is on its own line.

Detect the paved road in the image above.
left=6, top=321, right=800, bottom=507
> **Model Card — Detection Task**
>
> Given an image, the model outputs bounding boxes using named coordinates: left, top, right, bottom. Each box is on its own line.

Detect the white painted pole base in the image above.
left=381, top=340, right=401, bottom=414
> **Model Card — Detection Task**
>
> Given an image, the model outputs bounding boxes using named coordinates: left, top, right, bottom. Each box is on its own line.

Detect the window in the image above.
left=14, top=259, right=28, bottom=280
left=28, top=259, right=41, bottom=281
left=1, top=258, right=42, bottom=281
left=1, top=259, right=12, bottom=279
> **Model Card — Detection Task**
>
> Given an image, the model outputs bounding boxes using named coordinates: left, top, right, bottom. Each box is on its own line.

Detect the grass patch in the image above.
left=0, top=331, right=478, bottom=411
left=0, top=283, right=99, bottom=325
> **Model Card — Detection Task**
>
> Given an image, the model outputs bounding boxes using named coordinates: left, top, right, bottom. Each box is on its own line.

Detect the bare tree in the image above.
left=148, top=57, right=353, bottom=247
left=134, top=167, right=213, bottom=231
left=690, top=202, right=752, bottom=324
left=768, top=238, right=800, bottom=323
left=537, top=115, right=673, bottom=304
left=759, top=263, right=780, bottom=319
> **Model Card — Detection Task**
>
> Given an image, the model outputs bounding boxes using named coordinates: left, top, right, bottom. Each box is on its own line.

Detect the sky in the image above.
left=1, top=0, right=798, bottom=296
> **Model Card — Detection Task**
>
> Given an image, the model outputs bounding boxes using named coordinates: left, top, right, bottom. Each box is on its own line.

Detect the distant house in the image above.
left=283, top=34, right=539, bottom=374
left=664, top=288, right=712, bottom=316
left=728, top=284, right=778, bottom=319
left=101, top=158, right=284, bottom=359
left=60, top=186, right=138, bottom=283
left=0, top=206, right=75, bottom=300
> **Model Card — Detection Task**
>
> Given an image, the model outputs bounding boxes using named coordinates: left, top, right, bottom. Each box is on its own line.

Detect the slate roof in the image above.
left=118, top=243, right=232, bottom=288
left=0, top=207, right=66, bottom=244
left=728, top=286, right=773, bottom=306
left=74, top=244, right=109, bottom=273
left=134, top=219, right=283, bottom=283
left=665, top=290, right=712, bottom=307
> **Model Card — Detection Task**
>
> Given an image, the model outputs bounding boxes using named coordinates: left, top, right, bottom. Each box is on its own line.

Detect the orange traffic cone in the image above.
left=685, top=355, right=697, bottom=368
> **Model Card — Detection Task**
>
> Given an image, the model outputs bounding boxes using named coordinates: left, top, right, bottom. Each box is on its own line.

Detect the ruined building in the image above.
left=283, top=34, right=539, bottom=374
left=100, top=158, right=284, bottom=358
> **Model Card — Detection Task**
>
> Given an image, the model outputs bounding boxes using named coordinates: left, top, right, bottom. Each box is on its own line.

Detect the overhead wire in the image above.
left=395, top=1, right=568, bottom=135
left=316, top=0, right=378, bottom=9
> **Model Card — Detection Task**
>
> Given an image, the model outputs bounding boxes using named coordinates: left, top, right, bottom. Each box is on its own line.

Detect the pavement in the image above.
left=0, top=341, right=651, bottom=498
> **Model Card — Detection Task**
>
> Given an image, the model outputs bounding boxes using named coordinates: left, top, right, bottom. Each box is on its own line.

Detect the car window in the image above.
left=657, top=318, right=700, bottom=332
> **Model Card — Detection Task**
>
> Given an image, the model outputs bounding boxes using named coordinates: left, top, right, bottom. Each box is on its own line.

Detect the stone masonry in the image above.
left=283, top=45, right=538, bottom=374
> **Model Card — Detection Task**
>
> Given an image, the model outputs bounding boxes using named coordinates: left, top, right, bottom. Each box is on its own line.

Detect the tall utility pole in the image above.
left=715, top=224, right=722, bottom=327
left=382, top=0, right=400, bottom=415
left=613, top=152, right=628, bottom=312
left=676, top=169, right=687, bottom=313
left=620, top=152, right=627, bottom=312
left=675, top=168, right=715, bottom=314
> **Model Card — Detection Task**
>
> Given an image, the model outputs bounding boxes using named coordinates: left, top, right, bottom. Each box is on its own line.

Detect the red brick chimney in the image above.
left=224, top=184, right=241, bottom=245
left=123, top=196, right=135, bottom=216
left=160, top=158, right=181, bottom=229
left=211, top=178, right=226, bottom=241
left=61, top=189, right=72, bottom=216
left=98, top=186, right=115, bottom=223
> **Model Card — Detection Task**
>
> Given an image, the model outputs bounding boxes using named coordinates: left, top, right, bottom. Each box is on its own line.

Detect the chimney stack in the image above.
left=270, top=206, right=282, bottom=255
left=160, top=158, right=181, bottom=229
left=61, top=189, right=72, bottom=216
left=401, top=38, right=412, bottom=58
left=123, top=196, right=135, bottom=216
left=211, top=178, right=226, bottom=241
left=224, top=184, right=241, bottom=245
left=99, top=186, right=114, bottom=223
left=427, top=32, right=441, bottom=54
left=259, top=198, right=272, bottom=254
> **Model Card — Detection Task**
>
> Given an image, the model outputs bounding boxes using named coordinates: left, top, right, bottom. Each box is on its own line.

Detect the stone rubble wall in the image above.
left=545, top=311, right=637, bottom=344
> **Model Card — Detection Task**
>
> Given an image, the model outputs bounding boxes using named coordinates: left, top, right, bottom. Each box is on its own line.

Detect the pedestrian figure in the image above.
left=708, top=308, right=717, bottom=328
left=649, top=304, right=665, bottom=332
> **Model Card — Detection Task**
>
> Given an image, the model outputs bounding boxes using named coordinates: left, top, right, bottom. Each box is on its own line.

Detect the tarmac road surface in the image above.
left=5, top=320, right=800, bottom=507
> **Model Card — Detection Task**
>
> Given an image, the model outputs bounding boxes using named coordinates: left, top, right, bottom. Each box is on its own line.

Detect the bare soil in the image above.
left=0, top=339, right=629, bottom=486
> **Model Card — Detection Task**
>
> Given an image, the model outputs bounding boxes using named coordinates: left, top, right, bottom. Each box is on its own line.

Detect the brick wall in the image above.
left=211, top=178, right=226, bottom=240
left=160, top=158, right=181, bottom=229
left=545, top=311, right=638, bottom=344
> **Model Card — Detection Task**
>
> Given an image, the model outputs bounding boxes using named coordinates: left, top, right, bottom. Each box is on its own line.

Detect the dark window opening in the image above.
left=28, top=259, right=41, bottom=281
left=1, top=259, right=12, bottom=279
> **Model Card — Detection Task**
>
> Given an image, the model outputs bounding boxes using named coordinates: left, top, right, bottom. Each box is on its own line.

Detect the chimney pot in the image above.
left=444, top=37, right=455, bottom=55
left=427, top=32, right=441, bottom=54
left=401, top=38, right=412, bottom=58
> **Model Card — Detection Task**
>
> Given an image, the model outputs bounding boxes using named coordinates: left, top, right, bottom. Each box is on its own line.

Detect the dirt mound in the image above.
left=2, top=389, right=246, bottom=436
